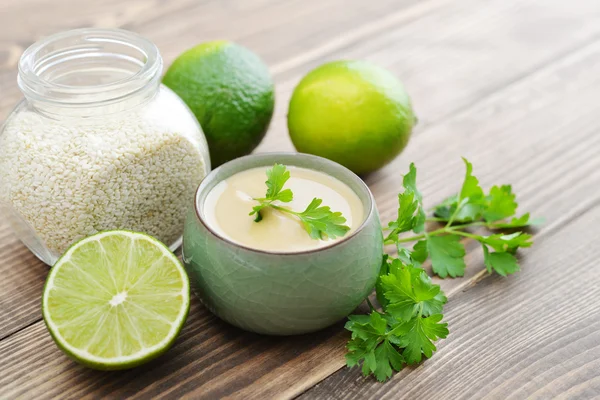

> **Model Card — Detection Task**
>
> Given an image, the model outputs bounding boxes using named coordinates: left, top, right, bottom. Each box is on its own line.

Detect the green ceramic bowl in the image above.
left=182, top=152, right=383, bottom=335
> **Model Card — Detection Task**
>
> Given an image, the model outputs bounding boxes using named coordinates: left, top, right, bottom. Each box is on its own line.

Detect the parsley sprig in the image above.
left=250, top=164, right=351, bottom=240
left=346, top=257, right=449, bottom=381
left=345, top=158, right=540, bottom=381
left=385, top=158, right=542, bottom=278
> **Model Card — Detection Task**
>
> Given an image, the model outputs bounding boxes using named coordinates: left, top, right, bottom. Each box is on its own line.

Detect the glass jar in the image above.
left=0, top=28, right=211, bottom=266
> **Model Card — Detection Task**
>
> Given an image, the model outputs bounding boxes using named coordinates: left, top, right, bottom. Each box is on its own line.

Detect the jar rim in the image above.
left=18, top=28, right=162, bottom=111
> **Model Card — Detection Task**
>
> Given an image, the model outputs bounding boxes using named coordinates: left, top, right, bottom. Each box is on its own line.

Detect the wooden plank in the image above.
left=0, top=0, right=415, bottom=118
left=3, top=0, right=600, bottom=342
left=3, top=5, right=600, bottom=397
left=260, top=0, right=600, bottom=152
left=300, top=205, right=600, bottom=399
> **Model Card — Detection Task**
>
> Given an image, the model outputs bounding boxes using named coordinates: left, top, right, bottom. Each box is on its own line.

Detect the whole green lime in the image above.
left=287, top=60, right=416, bottom=175
left=163, top=41, right=275, bottom=167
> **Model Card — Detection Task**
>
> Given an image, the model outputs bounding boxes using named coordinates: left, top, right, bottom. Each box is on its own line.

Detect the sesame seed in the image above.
left=0, top=87, right=209, bottom=258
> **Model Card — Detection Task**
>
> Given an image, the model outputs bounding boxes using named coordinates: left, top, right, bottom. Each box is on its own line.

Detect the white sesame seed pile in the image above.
left=0, top=87, right=208, bottom=257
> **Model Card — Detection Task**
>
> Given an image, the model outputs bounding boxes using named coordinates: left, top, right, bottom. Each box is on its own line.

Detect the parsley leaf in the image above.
left=433, top=159, right=543, bottom=231
left=391, top=191, right=421, bottom=233
left=345, top=313, right=406, bottom=382
left=251, top=164, right=350, bottom=239
left=402, top=163, right=427, bottom=233
left=346, top=260, right=448, bottom=381
left=411, top=240, right=429, bottom=264
left=380, top=259, right=447, bottom=321
left=483, top=185, right=517, bottom=222
left=386, top=163, right=426, bottom=240
left=491, top=212, right=545, bottom=228
left=481, top=232, right=533, bottom=253
left=460, top=157, right=485, bottom=201
left=375, top=255, right=391, bottom=307
left=249, top=163, right=294, bottom=222
left=430, top=195, right=456, bottom=221
left=482, top=246, right=520, bottom=276
left=265, top=163, right=293, bottom=201
left=426, top=235, right=467, bottom=278
left=250, top=204, right=266, bottom=222
left=391, top=314, right=449, bottom=364
left=373, top=339, right=405, bottom=381
left=434, top=158, right=486, bottom=223
left=454, top=158, right=486, bottom=222
left=295, top=198, right=351, bottom=240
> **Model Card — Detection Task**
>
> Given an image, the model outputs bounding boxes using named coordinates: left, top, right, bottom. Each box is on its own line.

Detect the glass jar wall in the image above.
left=0, top=29, right=210, bottom=265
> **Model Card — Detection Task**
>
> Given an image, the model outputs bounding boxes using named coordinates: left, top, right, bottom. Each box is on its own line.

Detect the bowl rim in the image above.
left=192, top=152, right=376, bottom=256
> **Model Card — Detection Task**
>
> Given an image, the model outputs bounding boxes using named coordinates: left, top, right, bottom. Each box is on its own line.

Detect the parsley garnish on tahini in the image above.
left=252, top=160, right=540, bottom=382
left=250, top=163, right=351, bottom=239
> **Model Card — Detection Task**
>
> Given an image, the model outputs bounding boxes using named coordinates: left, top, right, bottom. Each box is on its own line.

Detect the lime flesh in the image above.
left=42, top=231, right=190, bottom=370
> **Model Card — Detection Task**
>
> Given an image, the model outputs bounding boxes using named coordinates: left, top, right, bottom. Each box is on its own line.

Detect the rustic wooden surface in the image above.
left=1, top=0, right=600, bottom=398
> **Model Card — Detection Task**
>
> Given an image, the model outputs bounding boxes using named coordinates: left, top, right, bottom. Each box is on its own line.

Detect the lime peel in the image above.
left=42, top=230, right=190, bottom=370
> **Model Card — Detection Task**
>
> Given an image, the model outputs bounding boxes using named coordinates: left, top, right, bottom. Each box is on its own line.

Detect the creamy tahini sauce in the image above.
left=203, top=166, right=364, bottom=252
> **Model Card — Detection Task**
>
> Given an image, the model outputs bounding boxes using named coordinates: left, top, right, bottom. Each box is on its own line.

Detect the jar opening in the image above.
left=18, top=28, right=162, bottom=115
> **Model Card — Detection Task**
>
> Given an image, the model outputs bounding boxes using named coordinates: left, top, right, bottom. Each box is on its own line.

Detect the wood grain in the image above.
left=0, top=300, right=358, bottom=399
left=1, top=0, right=600, bottom=398
left=0, top=0, right=415, bottom=119
left=302, top=206, right=600, bottom=399
left=11, top=27, right=600, bottom=397
left=260, top=0, right=600, bottom=153
left=3, top=0, right=600, bottom=342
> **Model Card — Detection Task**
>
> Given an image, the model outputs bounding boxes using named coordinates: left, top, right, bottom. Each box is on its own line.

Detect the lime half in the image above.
left=42, top=231, right=190, bottom=370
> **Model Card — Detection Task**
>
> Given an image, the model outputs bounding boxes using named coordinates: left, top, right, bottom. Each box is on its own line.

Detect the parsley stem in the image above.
left=383, top=221, right=489, bottom=245
left=270, top=204, right=297, bottom=215
left=425, top=217, right=447, bottom=222
left=450, top=230, right=481, bottom=240
left=366, top=297, right=379, bottom=313
left=385, top=234, right=424, bottom=245
left=444, top=198, right=467, bottom=228
left=384, top=227, right=446, bottom=245
left=448, top=221, right=486, bottom=230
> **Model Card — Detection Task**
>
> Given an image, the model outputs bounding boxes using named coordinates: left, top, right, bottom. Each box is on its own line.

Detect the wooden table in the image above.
left=2, top=0, right=600, bottom=398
